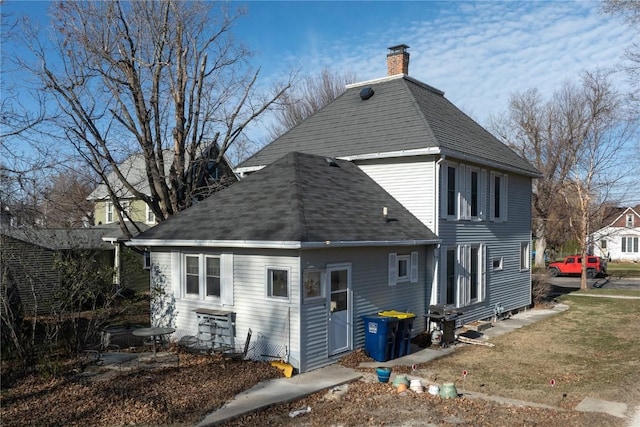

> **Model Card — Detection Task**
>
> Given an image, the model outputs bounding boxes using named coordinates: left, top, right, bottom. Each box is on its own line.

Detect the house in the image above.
left=86, top=147, right=236, bottom=285
left=129, top=45, right=540, bottom=373
left=129, top=151, right=439, bottom=372
left=87, top=148, right=236, bottom=228
left=590, top=205, right=640, bottom=262
left=1, top=226, right=117, bottom=315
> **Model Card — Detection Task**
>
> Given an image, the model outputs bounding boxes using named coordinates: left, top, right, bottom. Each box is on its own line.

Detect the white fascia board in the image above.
left=127, top=239, right=302, bottom=249
left=301, top=239, right=440, bottom=248
left=127, top=238, right=441, bottom=249
left=345, top=74, right=405, bottom=89
left=338, top=147, right=441, bottom=161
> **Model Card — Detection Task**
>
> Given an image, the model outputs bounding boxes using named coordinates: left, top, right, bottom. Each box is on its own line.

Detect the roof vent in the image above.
left=359, top=87, right=374, bottom=100
left=325, top=157, right=339, bottom=167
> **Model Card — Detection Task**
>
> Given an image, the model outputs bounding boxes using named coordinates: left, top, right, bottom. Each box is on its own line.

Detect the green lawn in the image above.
left=607, top=261, right=640, bottom=277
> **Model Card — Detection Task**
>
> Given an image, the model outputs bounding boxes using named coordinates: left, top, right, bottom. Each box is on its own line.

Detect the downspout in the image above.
left=112, top=241, right=121, bottom=287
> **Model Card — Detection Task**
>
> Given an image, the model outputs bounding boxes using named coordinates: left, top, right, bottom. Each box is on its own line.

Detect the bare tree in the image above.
left=493, top=70, right=637, bottom=288
left=602, top=0, right=640, bottom=102
left=15, top=1, right=291, bottom=237
left=267, top=67, right=357, bottom=140
left=41, top=166, right=96, bottom=228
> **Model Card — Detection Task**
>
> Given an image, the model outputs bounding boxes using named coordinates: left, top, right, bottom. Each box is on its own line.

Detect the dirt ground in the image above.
left=2, top=297, right=638, bottom=426
left=0, top=348, right=628, bottom=427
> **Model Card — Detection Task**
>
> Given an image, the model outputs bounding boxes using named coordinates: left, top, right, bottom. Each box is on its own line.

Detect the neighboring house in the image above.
left=590, top=205, right=640, bottom=262
left=1, top=226, right=115, bottom=315
left=86, top=147, right=236, bottom=286
left=87, top=147, right=236, bottom=227
left=129, top=45, right=540, bottom=373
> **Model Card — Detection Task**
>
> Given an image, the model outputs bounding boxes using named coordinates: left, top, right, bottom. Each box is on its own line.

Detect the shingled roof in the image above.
left=238, top=75, right=539, bottom=177
left=131, top=152, right=438, bottom=248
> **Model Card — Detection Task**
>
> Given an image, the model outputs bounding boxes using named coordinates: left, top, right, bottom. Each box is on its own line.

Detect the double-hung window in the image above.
left=106, top=201, right=114, bottom=223
left=182, top=254, right=232, bottom=304
left=622, top=237, right=639, bottom=253
left=490, top=172, right=508, bottom=222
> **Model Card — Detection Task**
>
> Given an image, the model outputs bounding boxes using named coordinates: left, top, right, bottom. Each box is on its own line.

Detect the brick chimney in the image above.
left=387, top=44, right=410, bottom=76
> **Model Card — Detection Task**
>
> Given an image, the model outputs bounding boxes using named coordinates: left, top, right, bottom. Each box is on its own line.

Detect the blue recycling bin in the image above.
left=361, top=315, right=399, bottom=362
left=378, top=310, right=416, bottom=358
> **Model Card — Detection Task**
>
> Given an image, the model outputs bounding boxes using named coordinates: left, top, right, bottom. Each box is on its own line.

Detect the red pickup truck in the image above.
left=548, top=255, right=607, bottom=278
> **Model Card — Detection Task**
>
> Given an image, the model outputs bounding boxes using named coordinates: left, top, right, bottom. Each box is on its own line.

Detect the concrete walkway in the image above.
left=196, top=303, right=638, bottom=426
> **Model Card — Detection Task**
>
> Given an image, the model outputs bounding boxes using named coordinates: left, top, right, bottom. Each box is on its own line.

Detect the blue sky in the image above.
left=3, top=0, right=633, bottom=125
left=2, top=1, right=638, bottom=203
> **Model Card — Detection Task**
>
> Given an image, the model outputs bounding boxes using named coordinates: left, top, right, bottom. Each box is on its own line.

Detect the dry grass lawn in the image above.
left=415, top=293, right=640, bottom=410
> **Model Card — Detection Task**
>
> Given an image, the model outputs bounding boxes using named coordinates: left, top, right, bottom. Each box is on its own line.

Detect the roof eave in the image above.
left=127, top=238, right=440, bottom=249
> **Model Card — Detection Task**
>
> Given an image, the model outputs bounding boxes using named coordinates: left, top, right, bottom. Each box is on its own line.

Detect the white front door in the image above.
left=327, top=263, right=351, bottom=355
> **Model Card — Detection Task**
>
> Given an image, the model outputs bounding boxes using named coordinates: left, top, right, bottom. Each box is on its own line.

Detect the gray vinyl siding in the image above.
left=438, top=171, right=533, bottom=324
left=299, top=245, right=432, bottom=372
left=357, top=157, right=437, bottom=231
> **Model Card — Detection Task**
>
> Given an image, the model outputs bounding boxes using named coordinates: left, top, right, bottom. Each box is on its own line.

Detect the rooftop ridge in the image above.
left=346, top=74, right=445, bottom=96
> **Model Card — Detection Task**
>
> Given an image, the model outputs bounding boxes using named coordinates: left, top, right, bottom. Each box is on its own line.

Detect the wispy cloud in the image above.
left=273, top=1, right=633, bottom=125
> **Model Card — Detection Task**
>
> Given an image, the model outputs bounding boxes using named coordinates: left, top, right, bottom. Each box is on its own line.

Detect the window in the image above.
left=446, top=165, right=457, bottom=218
left=182, top=253, right=232, bottom=303
left=490, top=172, right=508, bottom=222
left=185, top=255, right=200, bottom=296
left=267, top=267, right=289, bottom=300
left=626, top=214, right=634, bottom=228
left=303, top=270, right=323, bottom=301
left=388, top=252, right=419, bottom=286
left=444, top=245, right=486, bottom=307
left=121, top=201, right=131, bottom=220
left=600, top=240, right=607, bottom=249
left=461, top=166, right=485, bottom=220
left=146, top=204, right=156, bottom=224
left=143, top=251, right=151, bottom=270
left=622, top=236, right=639, bottom=253
left=446, top=249, right=456, bottom=305
left=397, top=255, right=410, bottom=282
left=520, top=241, right=530, bottom=270
left=461, top=244, right=486, bottom=305
left=106, top=201, right=114, bottom=223
left=492, top=257, right=503, bottom=271
left=206, top=257, right=221, bottom=298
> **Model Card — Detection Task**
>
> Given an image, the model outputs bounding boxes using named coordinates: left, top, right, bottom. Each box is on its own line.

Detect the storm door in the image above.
left=327, top=263, right=352, bottom=355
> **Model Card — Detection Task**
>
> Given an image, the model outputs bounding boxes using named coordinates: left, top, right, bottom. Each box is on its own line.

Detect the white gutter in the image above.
left=338, top=147, right=441, bottom=162
left=127, top=238, right=440, bottom=250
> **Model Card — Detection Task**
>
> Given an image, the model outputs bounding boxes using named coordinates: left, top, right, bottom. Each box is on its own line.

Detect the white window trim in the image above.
left=265, top=266, right=291, bottom=302
left=626, top=214, right=634, bottom=228
left=489, top=171, right=508, bottom=222
left=181, top=253, right=233, bottom=305
left=622, top=236, right=639, bottom=253
left=389, top=251, right=419, bottom=286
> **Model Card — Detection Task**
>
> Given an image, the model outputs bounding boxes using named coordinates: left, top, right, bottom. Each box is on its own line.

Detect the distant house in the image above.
left=1, top=227, right=115, bottom=315
left=590, top=205, right=640, bottom=262
left=129, top=45, right=540, bottom=373
left=86, top=147, right=236, bottom=285
left=87, top=147, right=236, bottom=227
